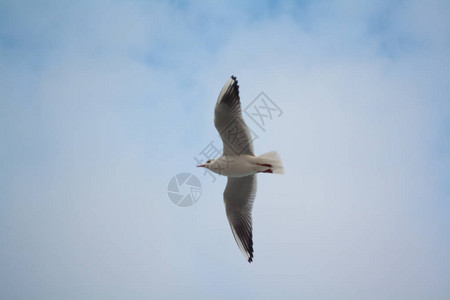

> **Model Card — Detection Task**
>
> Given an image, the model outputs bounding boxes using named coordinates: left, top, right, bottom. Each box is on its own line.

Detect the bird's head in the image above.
left=197, top=158, right=216, bottom=170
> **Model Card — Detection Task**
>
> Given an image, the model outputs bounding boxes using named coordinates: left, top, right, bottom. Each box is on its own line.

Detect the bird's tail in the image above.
left=255, top=151, right=284, bottom=174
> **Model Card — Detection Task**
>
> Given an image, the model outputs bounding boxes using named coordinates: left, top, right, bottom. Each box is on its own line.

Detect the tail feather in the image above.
left=256, top=151, right=284, bottom=174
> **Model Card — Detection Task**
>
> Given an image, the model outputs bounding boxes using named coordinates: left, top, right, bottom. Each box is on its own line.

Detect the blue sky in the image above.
left=1, top=0, right=449, bottom=299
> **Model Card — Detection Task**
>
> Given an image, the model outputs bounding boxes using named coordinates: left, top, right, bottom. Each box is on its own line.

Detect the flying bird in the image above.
left=198, top=76, right=284, bottom=263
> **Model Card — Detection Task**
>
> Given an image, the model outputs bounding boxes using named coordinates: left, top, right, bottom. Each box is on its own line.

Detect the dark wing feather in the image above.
left=224, top=175, right=257, bottom=262
left=214, top=76, right=254, bottom=156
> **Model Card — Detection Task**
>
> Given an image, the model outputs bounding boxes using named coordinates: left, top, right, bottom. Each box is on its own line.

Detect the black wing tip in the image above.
left=230, top=75, right=239, bottom=91
left=248, top=247, right=253, bottom=263
left=247, top=235, right=254, bottom=263
left=232, top=220, right=254, bottom=263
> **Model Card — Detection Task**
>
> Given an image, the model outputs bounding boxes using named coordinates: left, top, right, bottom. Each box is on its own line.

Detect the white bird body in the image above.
left=198, top=76, right=284, bottom=263
left=208, top=153, right=284, bottom=177
left=209, top=155, right=257, bottom=177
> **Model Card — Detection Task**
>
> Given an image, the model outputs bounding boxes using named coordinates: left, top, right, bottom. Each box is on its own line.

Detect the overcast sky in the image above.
left=1, top=0, right=449, bottom=299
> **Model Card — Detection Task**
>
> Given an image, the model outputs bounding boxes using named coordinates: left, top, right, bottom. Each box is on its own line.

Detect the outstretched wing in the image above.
left=223, top=175, right=257, bottom=262
left=214, top=76, right=254, bottom=156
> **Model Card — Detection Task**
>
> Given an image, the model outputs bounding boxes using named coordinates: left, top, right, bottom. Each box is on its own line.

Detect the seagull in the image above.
left=198, top=76, right=284, bottom=263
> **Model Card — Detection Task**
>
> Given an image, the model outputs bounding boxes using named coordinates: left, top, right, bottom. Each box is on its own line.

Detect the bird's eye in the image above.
left=207, top=160, right=211, bottom=163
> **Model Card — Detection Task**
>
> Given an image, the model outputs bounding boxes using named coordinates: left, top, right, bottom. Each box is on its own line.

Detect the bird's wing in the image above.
left=224, top=175, right=257, bottom=262
left=214, top=76, right=254, bottom=156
